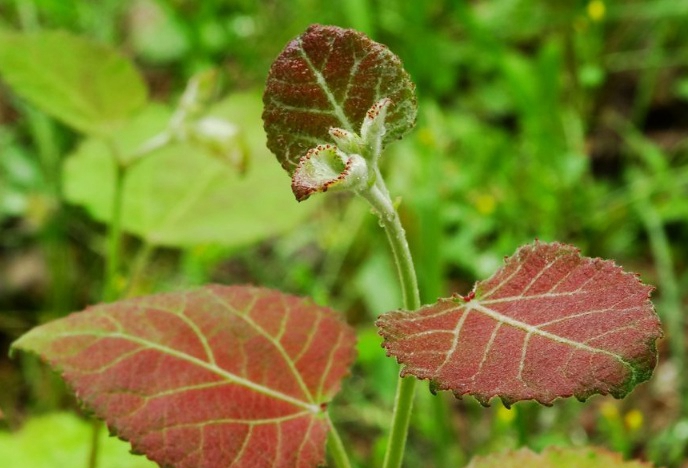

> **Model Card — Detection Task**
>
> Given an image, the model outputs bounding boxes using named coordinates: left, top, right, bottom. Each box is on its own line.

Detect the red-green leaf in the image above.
left=11, top=285, right=356, bottom=468
left=467, top=446, right=656, bottom=468
left=377, top=242, right=662, bottom=406
left=262, top=24, right=417, bottom=174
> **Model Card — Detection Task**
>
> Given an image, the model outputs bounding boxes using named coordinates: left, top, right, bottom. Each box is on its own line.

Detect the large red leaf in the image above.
left=377, top=242, right=662, bottom=406
left=262, top=24, right=417, bottom=174
left=12, top=285, right=356, bottom=468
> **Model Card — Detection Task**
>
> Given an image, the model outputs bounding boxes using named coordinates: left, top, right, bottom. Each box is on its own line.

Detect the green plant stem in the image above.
left=103, top=161, right=126, bottom=302
left=327, top=416, right=353, bottom=468
left=360, top=172, right=421, bottom=310
left=89, top=152, right=128, bottom=468
left=122, top=240, right=156, bottom=298
left=360, top=171, right=421, bottom=468
left=88, top=421, right=102, bottom=468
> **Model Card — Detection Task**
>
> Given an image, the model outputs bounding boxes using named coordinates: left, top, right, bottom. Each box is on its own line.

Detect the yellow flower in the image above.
left=624, top=409, right=643, bottom=432
left=587, top=0, right=606, bottom=22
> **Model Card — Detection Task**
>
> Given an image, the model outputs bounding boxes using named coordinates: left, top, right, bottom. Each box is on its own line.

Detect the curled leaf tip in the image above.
left=291, top=144, right=368, bottom=201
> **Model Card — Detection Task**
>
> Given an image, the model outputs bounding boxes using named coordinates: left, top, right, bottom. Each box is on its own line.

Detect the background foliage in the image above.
left=0, top=0, right=687, bottom=467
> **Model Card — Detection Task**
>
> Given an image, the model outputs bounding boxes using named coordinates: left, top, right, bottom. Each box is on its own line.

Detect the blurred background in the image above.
left=0, top=0, right=687, bottom=467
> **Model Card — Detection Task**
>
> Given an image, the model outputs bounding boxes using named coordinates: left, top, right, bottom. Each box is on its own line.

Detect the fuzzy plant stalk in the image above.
left=262, top=25, right=422, bottom=467
left=9, top=24, right=664, bottom=468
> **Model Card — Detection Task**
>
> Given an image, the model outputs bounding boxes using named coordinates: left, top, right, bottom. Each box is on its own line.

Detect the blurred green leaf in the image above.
left=63, top=92, right=316, bottom=247
left=0, top=30, right=147, bottom=136
left=467, top=446, right=655, bottom=468
left=0, top=413, right=156, bottom=468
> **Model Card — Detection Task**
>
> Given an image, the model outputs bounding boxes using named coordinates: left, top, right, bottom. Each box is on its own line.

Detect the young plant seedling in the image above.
left=10, top=24, right=663, bottom=468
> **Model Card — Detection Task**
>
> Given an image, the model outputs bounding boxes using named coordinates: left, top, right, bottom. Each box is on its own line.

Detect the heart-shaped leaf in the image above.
left=11, top=285, right=356, bottom=468
left=466, top=446, right=656, bottom=468
left=262, top=24, right=417, bottom=174
left=377, top=242, right=662, bottom=406
left=63, top=93, right=319, bottom=247
left=0, top=30, right=147, bottom=136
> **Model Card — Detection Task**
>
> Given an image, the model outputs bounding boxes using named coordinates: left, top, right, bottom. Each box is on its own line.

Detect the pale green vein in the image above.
left=296, top=37, right=354, bottom=131
left=146, top=162, right=222, bottom=244
left=480, top=262, right=524, bottom=298
left=535, top=304, right=644, bottom=328
left=294, top=313, right=323, bottom=364
left=316, top=327, right=343, bottom=399
left=436, top=307, right=471, bottom=374
left=341, top=50, right=371, bottom=107
left=85, top=345, right=148, bottom=374
left=517, top=331, right=533, bottom=381
left=468, top=302, right=630, bottom=366
left=173, top=296, right=217, bottom=366
left=204, top=289, right=315, bottom=405
left=472, top=322, right=502, bottom=382
left=52, top=329, right=320, bottom=413
left=233, top=425, right=253, bottom=464
left=481, top=290, right=591, bottom=304
left=142, top=380, right=228, bottom=400
left=519, top=255, right=561, bottom=295
left=268, top=98, right=336, bottom=116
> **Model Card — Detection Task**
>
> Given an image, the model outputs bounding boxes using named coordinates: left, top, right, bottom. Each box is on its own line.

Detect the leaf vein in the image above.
left=296, top=37, right=354, bottom=131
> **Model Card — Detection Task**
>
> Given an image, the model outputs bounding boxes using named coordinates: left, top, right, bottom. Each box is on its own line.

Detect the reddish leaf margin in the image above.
left=377, top=242, right=663, bottom=406
left=11, top=285, right=356, bottom=468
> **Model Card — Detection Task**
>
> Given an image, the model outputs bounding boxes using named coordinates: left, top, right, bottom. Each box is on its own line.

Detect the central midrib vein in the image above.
left=467, top=302, right=630, bottom=366
left=296, top=38, right=354, bottom=132
left=55, top=330, right=321, bottom=414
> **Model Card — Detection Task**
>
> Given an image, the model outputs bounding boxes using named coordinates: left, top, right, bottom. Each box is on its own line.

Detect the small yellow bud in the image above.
left=587, top=0, right=606, bottom=22
left=475, top=194, right=496, bottom=215
left=624, top=409, right=643, bottom=432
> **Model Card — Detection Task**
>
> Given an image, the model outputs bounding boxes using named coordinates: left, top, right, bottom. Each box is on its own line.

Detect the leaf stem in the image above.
left=360, top=171, right=421, bottom=310
left=103, top=160, right=126, bottom=302
left=89, top=144, right=128, bottom=468
left=359, top=170, right=421, bottom=468
left=87, top=420, right=102, bottom=468
left=327, top=416, right=353, bottom=468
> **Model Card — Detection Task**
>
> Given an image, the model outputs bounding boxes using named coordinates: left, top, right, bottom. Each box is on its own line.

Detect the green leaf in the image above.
left=0, top=413, right=157, bottom=468
left=63, top=93, right=317, bottom=247
left=466, top=446, right=657, bottom=468
left=263, top=24, right=417, bottom=174
left=0, top=30, right=147, bottom=136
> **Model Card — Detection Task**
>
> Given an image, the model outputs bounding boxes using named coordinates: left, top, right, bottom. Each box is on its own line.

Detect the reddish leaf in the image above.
left=11, top=285, right=356, bottom=468
left=377, top=242, right=662, bottom=406
left=262, top=24, right=417, bottom=174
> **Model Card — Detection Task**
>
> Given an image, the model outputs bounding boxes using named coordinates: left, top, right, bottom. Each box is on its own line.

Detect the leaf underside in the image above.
left=377, top=242, right=662, bottom=407
left=466, top=446, right=656, bottom=468
left=12, top=285, right=356, bottom=468
left=262, top=24, right=417, bottom=174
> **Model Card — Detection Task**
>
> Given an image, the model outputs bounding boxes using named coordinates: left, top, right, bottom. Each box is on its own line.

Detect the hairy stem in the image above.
left=360, top=171, right=421, bottom=468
